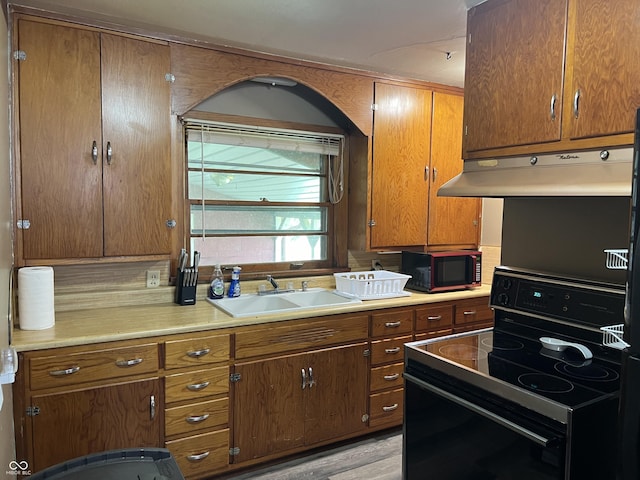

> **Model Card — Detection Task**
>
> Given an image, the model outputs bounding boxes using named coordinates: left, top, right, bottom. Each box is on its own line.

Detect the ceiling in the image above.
left=12, top=0, right=487, bottom=88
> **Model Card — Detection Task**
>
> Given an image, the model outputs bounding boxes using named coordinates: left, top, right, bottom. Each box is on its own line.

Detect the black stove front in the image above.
left=403, top=267, right=624, bottom=480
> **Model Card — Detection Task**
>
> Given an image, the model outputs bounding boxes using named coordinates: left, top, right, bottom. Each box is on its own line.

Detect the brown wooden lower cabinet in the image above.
left=165, top=429, right=230, bottom=478
left=29, top=378, right=162, bottom=472
left=369, top=388, right=404, bottom=427
left=232, top=342, right=369, bottom=464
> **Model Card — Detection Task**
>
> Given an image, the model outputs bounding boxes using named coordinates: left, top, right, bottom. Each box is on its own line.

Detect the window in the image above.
left=184, top=120, right=344, bottom=274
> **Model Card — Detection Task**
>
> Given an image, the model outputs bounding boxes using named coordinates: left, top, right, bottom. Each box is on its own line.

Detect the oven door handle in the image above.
left=404, top=373, right=553, bottom=447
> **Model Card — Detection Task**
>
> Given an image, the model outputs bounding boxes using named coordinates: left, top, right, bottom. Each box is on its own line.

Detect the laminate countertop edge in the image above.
left=11, top=285, right=492, bottom=352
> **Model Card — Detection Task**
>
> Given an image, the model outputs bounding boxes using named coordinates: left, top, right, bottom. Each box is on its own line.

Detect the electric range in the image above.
left=403, top=266, right=624, bottom=480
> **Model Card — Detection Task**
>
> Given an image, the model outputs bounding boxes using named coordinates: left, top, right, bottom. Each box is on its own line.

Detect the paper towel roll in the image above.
left=18, top=267, right=55, bottom=330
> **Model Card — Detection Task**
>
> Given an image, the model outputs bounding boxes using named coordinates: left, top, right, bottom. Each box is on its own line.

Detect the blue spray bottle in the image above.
left=228, top=266, right=242, bottom=297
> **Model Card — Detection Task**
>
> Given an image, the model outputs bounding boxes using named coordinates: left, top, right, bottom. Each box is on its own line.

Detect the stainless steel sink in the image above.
left=207, top=288, right=361, bottom=317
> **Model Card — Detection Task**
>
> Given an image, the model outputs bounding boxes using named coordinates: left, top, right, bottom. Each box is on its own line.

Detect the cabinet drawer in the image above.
left=415, top=304, right=453, bottom=332
left=235, top=314, right=368, bottom=359
left=29, top=343, right=159, bottom=390
left=166, top=429, right=229, bottom=478
left=370, top=309, right=413, bottom=337
left=369, top=388, right=403, bottom=427
left=165, top=397, right=229, bottom=437
left=370, top=335, right=412, bottom=365
left=165, top=366, right=229, bottom=403
left=165, top=334, right=230, bottom=370
left=454, top=297, right=493, bottom=327
left=370, top=362, right=404, bottom=392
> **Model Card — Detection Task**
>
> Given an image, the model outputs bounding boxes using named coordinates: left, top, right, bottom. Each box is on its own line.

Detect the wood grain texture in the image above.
left=165, top=429, right=230, bottom=478
left=370, top=308, right=414, bottom=337
left=370, top=336, right=412, bottom=365
left=463, top=0, right=566, bottom=152
left=165, top=397, right=229, bottom=437
left=369, top=389, right=404, bottom=428
left=164, top=366, right=229, bottom=402
left=170, top=43, right=375, bottom=136
left=164, top=333, right=230, bottom=370
left=370, top=83, right=431, bottom=248
left=370, top=363, right=404, bottom=392
left=567, top=0, right=640, bottom=139
left=101, top=34, right=173, bottom=256
left=31, top=378, right=161, bottom=471
left=17, top=20, right=104, bottom=259
left=428, top=93, right=480, bottom=247
left=415, top=303, right=454, bottom=332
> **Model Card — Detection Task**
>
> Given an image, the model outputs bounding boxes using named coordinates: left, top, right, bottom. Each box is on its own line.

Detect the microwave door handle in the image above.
left=468, top=255, right=477, bottom=284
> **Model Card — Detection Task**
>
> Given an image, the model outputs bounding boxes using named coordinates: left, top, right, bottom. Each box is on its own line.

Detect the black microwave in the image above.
left=401, top=250, right=482, bottom=293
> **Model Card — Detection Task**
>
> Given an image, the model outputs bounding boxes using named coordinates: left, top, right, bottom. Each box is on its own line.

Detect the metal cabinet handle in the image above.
left=150, top=395, right=156, bottom=420
left=186, top=381, right=210, bottom=391
left=186, top=348, right=211, bottom=358
left=550, top=94, right=557, bottom=120
left=308, top=366, right=315, bottom=388
left=301, top=368, right=307, bottom=390
left=49, top=366, right=80, bottom=376
left=186, top=414, right=210, bottom=424
left=573, top=89, right=581, bottom=118
left=186, top=451, right=210, bottom=462
left=432, top=167, right=437, bottom=182
left=427, top=315, right=442, bottom=321
left=385, top=347, right=401, bottom=354
left=382, top=403, right=399, bottom=412
left=115, top=358, right=143, bottom=367
left=384, top=373, right=400, bottom=381
left=91, top=141, right=98, bottom=164
left=106, top=141, right=113, bottom=165
left=463, top=310, right=477, bottom=316
left=385, top=321, right=401, bottom=328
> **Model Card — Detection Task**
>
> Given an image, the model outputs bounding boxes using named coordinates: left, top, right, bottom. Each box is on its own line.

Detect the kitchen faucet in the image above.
left=259, top=275, right=295, bottom=295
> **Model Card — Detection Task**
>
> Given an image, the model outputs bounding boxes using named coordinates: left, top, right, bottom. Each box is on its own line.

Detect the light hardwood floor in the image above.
left=223, top=429, right=402, bottom=480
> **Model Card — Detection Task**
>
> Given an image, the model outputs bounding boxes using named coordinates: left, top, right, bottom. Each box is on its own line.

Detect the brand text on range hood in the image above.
left=438, top=148, right=633, bottom=197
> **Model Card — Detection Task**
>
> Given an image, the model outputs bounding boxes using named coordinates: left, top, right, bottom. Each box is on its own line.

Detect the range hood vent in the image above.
left=439, top=148, right=633, bottom=197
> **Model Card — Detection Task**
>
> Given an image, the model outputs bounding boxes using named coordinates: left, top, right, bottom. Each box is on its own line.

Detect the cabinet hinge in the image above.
left=13, top=50, right=26, bottom=61
left=26, top=406, right=40, bottom=416
left=230, top=373, right=241, bottom=382
left=17, top=219, right=30, bottom=230
left=361, top=413, right=369, bottom=423
left=368, top=219, right=376, bottom=227
left=165, top=73, right=176, bottom=83
left=371, top=103, right=378, bottom=111
left=363, top=349, right=370, bottom=357
left=229, top=447, right=240, bottom=456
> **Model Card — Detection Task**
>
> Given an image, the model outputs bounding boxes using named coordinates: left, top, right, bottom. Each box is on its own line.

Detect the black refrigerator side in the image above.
left=619, top=107, right=640, bottom=480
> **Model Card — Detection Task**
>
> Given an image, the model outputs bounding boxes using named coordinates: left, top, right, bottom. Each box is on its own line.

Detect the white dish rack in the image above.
left=601, top=324, right=630, bottom=350
left=604, top=249, right=628, bottom=270
left=334, top=270, right=411, bottom=300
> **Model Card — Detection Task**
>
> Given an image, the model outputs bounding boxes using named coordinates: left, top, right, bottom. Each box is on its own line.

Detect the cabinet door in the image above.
left=371, top=83, right=431, bottom=248
left=30, top=378, right=161, bottom=472
left=17, top=20, right=103, bottom=259
left=304, top=343, right=368, bottom=445
left=463, top=0, right=566, bottom=152
left=233, top=354, right=305, bottom=462
left=567, top=0, right=640, bottom=139
left=428, top=93, right=480, bottom=247
left=101, top=34, right=172, bottom=256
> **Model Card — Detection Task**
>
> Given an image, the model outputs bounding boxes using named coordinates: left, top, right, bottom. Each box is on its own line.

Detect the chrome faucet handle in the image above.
left=301, top=281, right=309, bottom=291
left=267, top=275, right=280, bottom=290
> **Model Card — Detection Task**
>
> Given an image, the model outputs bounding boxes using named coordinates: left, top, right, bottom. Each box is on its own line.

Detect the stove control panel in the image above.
left=491, top=267, right=624, bottom=328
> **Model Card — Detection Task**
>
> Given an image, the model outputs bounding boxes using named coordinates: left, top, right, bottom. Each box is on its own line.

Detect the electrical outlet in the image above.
left=146, top=270, right=161, bottom=288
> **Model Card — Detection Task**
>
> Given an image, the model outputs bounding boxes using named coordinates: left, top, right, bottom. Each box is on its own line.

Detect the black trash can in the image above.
left=29, top=448, right=185, bottom=480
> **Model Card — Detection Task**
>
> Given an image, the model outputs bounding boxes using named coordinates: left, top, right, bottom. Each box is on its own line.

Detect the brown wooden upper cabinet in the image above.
left=463, top=0, right=640, bottom=158
left=350, top=83, right=480, bottom=251
left=15, top=19, right=173, bottom=262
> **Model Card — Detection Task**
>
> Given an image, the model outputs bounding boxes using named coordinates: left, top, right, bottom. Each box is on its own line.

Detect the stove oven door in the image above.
left=403, top=372, right=566, bottom=480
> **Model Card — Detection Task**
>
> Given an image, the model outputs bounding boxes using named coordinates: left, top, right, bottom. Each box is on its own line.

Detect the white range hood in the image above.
left=438, top=148, right=634, bottom=197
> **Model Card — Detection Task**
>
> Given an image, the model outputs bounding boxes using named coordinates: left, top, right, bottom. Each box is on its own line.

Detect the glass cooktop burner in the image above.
left=517, top=373, right=575, bottom=394
left=481, top=336, right=524, bottom=351
left=554, top=362, right=620, bottom=382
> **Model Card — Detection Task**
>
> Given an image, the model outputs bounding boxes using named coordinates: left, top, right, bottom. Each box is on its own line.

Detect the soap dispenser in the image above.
left=228, top=266, right=242, bottom=297
left=208, top=264, right=225, bottom=299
